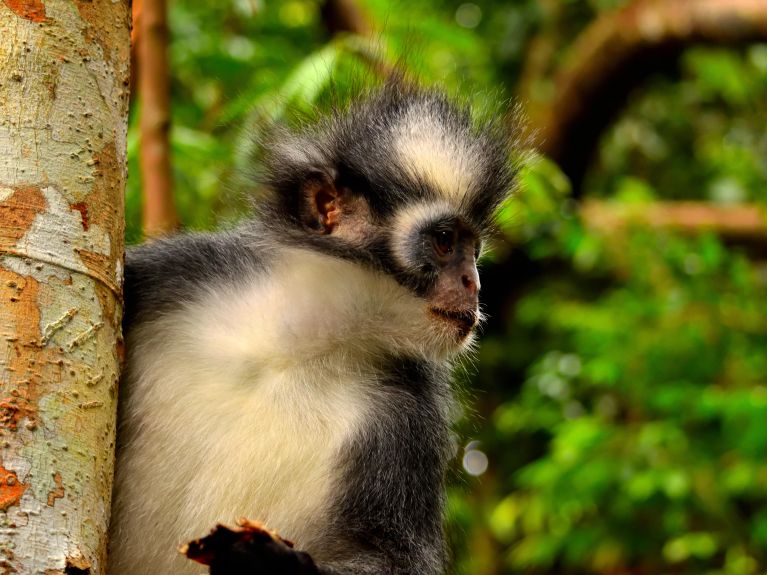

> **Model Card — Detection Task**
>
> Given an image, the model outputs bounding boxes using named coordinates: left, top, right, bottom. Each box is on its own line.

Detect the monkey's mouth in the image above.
left=430, top=307, right=478, bottom=338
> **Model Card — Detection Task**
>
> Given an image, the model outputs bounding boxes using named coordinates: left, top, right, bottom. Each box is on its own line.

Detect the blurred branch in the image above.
left=320, top=0, right=372, bottom=36
left=517, top=0, right=562, bottom=107
left=137, top=0, right=178, bottom=237
left=130, top=0, right=139, bottom=97
left=529, top=0, right=767, bottom=197
left=320, top=0, right=394, bottom=78
left=582, top=200, right=767, bottom=243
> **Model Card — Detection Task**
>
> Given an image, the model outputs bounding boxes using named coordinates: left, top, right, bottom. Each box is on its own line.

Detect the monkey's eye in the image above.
left=432, top=230, right=454, bottom=257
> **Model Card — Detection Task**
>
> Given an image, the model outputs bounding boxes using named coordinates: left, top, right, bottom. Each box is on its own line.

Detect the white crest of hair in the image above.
left=393, top=102, right=480, bottom=202
left=110, top=246, right=467, bottom=575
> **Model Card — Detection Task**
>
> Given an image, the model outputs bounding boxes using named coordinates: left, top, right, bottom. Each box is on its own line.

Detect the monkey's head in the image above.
left=261, top=81, right=520, bottom=356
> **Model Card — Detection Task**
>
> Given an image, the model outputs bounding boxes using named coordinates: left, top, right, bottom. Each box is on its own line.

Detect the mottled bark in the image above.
left=530, top=0, right=767, bottom=196
left=137, top=0, right=177, bottom=237
left=0, top=1, right=129, bottom=573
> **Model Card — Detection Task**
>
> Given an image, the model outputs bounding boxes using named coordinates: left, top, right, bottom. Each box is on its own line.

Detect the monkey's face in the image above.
left=423, top=227, right=482, bottom=343
left=281, top=176, right=485, bottom=358
left=389, top=201, right=483, bottom=349
left=261, top=83, right=518, bottom=357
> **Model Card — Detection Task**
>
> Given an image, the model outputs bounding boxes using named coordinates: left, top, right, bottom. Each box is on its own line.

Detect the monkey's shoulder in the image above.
left=124, top=229, right=269, bottom=326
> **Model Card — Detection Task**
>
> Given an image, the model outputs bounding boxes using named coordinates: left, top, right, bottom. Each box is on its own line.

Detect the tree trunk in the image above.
left=0, top=1, right=130, bottom=573
left=137, top=0, right=177, bottom=237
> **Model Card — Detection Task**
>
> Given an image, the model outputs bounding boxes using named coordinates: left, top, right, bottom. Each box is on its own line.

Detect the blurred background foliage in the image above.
left=127, top=1, right=767, bottom=573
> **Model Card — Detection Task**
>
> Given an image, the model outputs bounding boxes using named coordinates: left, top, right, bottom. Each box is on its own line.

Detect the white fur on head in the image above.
left=392, top=103, right=482, bottom=203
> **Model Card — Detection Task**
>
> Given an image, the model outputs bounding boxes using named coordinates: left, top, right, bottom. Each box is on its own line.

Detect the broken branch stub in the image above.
left=182, top=519, right=320, bottom=575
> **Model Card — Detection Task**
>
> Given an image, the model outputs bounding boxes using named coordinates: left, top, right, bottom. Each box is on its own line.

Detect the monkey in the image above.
left=108, top=79, right=519, bottom=574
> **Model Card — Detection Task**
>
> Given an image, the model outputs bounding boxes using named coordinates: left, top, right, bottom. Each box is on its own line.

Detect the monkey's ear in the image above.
left=300, top=172, right=343, bottom=234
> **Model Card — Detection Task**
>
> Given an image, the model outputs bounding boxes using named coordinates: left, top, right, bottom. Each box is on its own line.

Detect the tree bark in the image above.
left=0, top=1, right=129, bottom=572
left=530, top=0, right=767, bottom=196
left=137, top=0, right=177, bottom=237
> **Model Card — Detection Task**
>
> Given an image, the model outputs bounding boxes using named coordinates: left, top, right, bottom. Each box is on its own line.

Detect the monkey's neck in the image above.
left=174, top=247, right=461, bottom=372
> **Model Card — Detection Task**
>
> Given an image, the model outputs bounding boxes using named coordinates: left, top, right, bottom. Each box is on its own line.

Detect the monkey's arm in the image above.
left=319, top=360, right=451, bottom=575
left=182, top=517, right=438, bottom=575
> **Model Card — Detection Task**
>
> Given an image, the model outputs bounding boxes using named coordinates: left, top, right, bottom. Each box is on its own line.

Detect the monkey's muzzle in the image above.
left=430, top=307, right=478, bottom=338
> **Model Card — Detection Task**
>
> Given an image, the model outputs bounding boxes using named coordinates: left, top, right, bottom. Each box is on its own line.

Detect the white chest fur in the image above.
left=113, top=333, right=372, bottom=574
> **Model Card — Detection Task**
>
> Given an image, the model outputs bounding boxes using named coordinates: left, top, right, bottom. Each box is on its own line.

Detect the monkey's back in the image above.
left=122, top=229, right=268, bottom=325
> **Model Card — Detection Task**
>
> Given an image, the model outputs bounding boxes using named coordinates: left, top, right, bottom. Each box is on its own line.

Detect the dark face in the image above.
left=417, top=218, right=482, bottom=341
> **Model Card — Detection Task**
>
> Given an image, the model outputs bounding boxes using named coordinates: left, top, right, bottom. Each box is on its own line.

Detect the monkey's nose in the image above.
left=461, top=273, right=479, bottom=296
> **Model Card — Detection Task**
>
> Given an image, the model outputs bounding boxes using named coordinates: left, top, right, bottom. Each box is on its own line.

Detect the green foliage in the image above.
left=590, top=46, right=767, bottom=205
left=130, top=1, right=767, bottom=573
left=126, top=0, right=543, bottom=242
left=467, top=162, right=767, bottom=573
